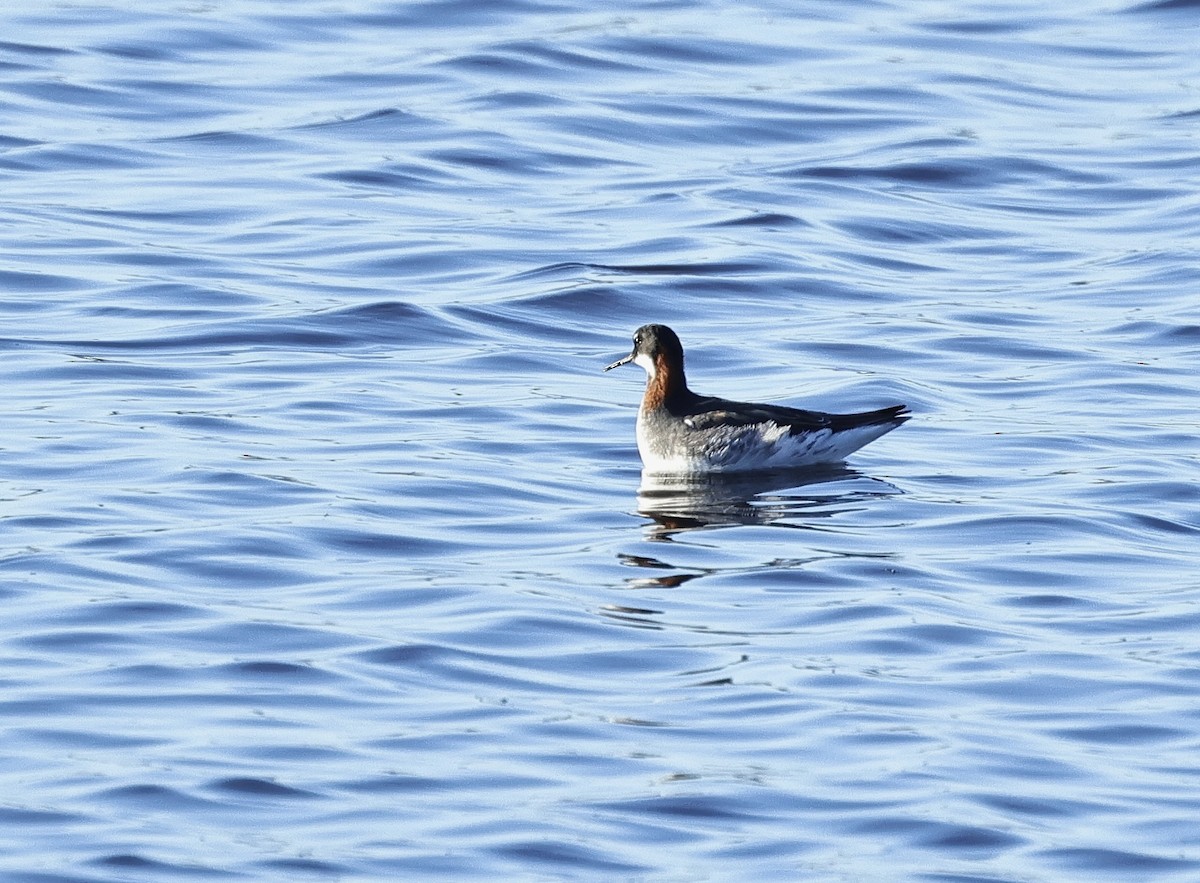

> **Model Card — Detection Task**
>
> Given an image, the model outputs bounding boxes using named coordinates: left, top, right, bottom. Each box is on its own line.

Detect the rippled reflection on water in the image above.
left=634, top=466, right=896, bottom=535
left=3, top=0, right=1200, bottom=879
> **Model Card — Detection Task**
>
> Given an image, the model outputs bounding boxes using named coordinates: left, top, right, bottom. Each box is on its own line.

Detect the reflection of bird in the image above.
left=605, top=324, right=909, bottom=473
left=635, top=465, right=887, bottom=540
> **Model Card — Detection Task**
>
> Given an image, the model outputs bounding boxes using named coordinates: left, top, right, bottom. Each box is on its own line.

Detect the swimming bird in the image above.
left=605, top=323, right=909, bottom=473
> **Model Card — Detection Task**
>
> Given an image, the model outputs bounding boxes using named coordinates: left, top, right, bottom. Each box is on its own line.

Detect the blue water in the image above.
left=2, top=1, right=1199, bottom=879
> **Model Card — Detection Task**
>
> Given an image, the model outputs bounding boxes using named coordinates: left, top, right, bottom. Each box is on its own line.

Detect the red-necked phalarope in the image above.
left=605, top=323, right=910, bottom=473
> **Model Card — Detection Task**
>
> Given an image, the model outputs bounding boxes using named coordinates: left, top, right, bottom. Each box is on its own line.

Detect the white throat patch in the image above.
left=633, top=351, right=656, bottom=377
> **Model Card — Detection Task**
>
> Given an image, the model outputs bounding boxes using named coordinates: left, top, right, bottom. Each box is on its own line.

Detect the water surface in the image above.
left=2, top=0, right=1199, bottom=879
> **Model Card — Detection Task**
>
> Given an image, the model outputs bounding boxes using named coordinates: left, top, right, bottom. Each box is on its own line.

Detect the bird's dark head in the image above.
left=604, top=323, right=684, bottom=376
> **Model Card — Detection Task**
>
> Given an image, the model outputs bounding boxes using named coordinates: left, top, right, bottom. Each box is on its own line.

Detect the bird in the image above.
left=605, top=323, right=909, bottom=473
